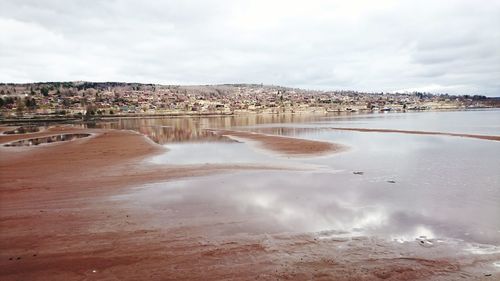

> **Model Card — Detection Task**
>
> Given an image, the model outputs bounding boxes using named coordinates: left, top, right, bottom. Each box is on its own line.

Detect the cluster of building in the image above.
left=0, top=82, right=495, bottom=118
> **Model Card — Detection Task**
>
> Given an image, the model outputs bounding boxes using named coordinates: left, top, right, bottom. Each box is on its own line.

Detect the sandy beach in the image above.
left=1, top=125, right=499, bottom=280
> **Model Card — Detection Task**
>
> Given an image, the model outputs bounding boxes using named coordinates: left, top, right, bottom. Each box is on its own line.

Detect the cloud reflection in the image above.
left=115, top=170, right=497, bottom=244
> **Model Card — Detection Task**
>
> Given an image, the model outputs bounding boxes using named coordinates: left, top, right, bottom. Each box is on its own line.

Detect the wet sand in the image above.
left=1, top=126, right=499, bottom=280
left=216, top=130, right=345, bottom=156
left=0, top=127, right=287, bottom=201
left=330, top=127, right=500, bottom=142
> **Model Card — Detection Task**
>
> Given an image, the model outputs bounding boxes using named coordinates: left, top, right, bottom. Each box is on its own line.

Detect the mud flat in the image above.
left=0, top=126, right=283, bottom=200
left=330, top=127, right=500, bottom=142
left=1, top=126, right=499, bottom=280
left=215, top=129, right=345, bottom=156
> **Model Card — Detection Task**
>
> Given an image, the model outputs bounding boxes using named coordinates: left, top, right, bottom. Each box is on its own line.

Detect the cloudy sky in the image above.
left=1, top=0, right=499, bottom=95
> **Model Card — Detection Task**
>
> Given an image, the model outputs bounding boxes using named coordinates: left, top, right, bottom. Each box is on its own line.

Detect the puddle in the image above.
left=3, top=133, right=91, bottom=147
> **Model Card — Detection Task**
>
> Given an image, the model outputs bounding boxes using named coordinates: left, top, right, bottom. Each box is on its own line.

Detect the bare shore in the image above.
left=216, top=129, right=345, bottom=156
left=1, top=126, right=498, bottom=280
left=330, top=127, right=500, bottom=142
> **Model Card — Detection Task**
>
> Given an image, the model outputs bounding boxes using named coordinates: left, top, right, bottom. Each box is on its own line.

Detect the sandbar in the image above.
left=330, top=127, right=500, bottom=141
left=215, top=129, right=345, bottom=156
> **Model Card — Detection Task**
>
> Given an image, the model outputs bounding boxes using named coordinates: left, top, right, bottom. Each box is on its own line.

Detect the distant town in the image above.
left=0, top=82, right=498, bottom=120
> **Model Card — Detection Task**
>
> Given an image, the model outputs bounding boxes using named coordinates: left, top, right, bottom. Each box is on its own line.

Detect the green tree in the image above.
left=25, top=98, right=37, bottom=109
left=4, top=96, right=14, bottom=105
left=41, top=87, right=49, bottom=97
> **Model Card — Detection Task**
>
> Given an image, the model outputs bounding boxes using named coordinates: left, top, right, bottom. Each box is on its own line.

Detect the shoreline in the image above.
left=2, top=107, right=499, bottom=125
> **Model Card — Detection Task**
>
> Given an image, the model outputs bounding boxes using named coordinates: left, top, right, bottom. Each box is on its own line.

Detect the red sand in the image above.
left=1, top=126, right=498, bottom=280
left=216, top=130, right=345, bottom=156
left=330, top=127, right=500, bottom=141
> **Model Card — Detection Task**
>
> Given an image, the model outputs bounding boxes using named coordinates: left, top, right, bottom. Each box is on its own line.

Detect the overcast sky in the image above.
left=1, top=0, right=499, bottom=95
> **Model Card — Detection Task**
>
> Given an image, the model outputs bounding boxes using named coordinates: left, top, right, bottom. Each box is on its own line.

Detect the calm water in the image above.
left=105, top=110, right=500, bottom=245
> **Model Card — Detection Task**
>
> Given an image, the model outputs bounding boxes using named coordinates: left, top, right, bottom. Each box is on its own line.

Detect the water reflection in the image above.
left=92, top=120, right=227, bottom=144
left=270, top=109, right=500, bottom=135
left=245, top=127, right=324, bottom=138
left=134, top=117, right=500, bottom=245
left=118, top=170, right=499, bottom=245
left=88, top=110, right=500, bottom=144
left=90, top=113, right=340, bottom=143
left=147, top=141, right=327, bottom=167
left=105, top=110, right=499, bottom=246
left=149, top=142, right=277, bottom=165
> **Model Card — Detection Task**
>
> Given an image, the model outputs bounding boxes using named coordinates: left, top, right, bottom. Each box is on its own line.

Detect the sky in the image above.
left=1, top=0, right=499, bottom=96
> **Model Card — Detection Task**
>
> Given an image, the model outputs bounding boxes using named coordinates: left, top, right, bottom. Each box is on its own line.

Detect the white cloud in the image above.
left=0, top=0, right=499, bottom=96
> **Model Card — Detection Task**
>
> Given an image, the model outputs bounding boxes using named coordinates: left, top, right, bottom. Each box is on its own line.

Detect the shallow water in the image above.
left=108, top=110, right=500, bottom=245
left=244, top=109, right=500, bottom=135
